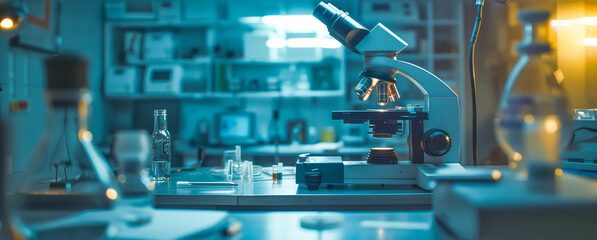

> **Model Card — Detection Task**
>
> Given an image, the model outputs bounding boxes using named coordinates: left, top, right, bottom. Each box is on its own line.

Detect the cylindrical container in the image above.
left=277, top=162, right=284, bottom=181
left=151, top=109, right=171, bottom=181
left=272, top=165, right=279, bottom=184
left=113, top=130, right=153, bottom=226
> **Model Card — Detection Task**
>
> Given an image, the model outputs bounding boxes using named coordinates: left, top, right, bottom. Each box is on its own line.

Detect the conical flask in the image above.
left=11, top=54, right=120, bottom=238
left=494, top=10, right=572, bottom=186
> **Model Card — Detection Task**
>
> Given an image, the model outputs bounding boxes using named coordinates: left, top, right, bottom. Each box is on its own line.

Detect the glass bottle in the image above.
left=151, top=109, right=171, bottom=181
left=113, top=130, right=154, bottom=226
left=494, top=10, right=572, bottom=185
left=11, top=54, right=120, bottom=238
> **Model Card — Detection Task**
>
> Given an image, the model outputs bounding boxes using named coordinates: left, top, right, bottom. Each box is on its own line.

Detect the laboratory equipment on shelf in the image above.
left=10, top=54, right=121, bottom=239
left=113, top=130, right=154, bottom=226
left=296, top=2, right=472, bottom=190
left=143, top=65, right=182, bottom=93
left=494, top=10, right=572, bottom=189
left=151, top=109, right=171, bottom=181
left=434, top=10, right=597, bottom=240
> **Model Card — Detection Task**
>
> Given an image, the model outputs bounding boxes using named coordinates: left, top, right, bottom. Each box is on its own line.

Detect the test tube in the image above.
left=226, top=160, right=234, bottom=182
left=235, top=145, right=241, bottom=162
left=376, top=81, right=389, bottom=106
left=277, top=162, right=284, bottom=181
left=272, top=165, right=279, bottom=184
left=247, top=161, right=253, bottom=182
left=233, top=145, right=242, bottom=175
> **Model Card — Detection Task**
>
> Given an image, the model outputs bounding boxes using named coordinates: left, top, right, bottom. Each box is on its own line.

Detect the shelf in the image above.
left=215, top=59, right=335, bottom=65
left=432, top=19, right=461, bottom=26
left=364, top=20, right=429, bottom=27
left=397, top=54, right=430, bottom=60
left=213, top=90, right=344, bottom=98
left=105, top=20, right=215, bottom=28
left=433, top=54, right=460, bottom=60
left=105, top=90, right=344, bottom=100
left=104, top=93, right=208, bottom=100
left=126, top=58, right=212, bottom=66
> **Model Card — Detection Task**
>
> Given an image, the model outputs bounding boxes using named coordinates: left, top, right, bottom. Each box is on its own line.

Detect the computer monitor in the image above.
left=216, top=112, right=257, bottom=145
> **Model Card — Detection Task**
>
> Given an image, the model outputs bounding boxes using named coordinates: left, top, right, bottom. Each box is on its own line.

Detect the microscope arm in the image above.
left=365, top=56, right=458, bottom=106
left=364, top=56, right=461, bottom=164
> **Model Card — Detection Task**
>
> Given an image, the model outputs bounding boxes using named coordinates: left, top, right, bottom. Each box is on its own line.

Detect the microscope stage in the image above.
left=296, top=156, right=470, bottom=190
left=332, top=109, right=429, bottom=124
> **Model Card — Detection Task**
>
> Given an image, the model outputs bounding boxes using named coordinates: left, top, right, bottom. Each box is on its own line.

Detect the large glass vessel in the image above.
left=494, top=10, right=572, bottom=184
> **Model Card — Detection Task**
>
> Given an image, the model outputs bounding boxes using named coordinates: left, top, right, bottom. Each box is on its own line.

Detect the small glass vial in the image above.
left=244, top=161, right=253, bottom=182
left=272, top=165, right=279, bottom=184
left=277, top=162, right=284, bottom=181
left=151, top=109, right=171, bottom=181
left=226, top=160, right=234, bottom=182
left=233, top=145, right=242, bottom=176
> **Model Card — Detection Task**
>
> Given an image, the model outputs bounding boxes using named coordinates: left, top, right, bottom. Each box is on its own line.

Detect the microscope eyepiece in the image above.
left=313, top=2, right=370, bottom=54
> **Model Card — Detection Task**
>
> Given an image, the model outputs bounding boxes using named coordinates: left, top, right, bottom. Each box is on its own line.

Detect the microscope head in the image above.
left=314, top=2, right=410, bottom=106
left=355, top=24, right=408, bottom=56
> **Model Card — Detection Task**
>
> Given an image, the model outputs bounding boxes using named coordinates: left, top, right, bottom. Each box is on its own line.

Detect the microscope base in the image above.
left=296, top=156, right=473, bottom=190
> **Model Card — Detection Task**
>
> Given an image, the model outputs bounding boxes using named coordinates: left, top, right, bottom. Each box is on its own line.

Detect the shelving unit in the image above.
left=103, top=0, right=345, bottom=101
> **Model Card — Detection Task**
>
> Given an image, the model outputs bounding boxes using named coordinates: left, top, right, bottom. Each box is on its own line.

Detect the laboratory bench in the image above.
left=154, top=167, right=432, bottom=211
left=10, top=209, right=445, bottom=239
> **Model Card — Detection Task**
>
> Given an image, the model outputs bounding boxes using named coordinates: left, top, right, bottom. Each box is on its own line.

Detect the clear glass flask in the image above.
left=151, top=109, right=171, bottom=181
left=11, top=55, right=120, bottom=238
left=494, top=10, right=572, bottom=184
left=113, top=130, right=154, bottom=226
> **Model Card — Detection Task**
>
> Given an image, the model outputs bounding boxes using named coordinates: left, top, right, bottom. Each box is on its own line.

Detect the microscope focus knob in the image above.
left=423, top=129, right=451, bottom=156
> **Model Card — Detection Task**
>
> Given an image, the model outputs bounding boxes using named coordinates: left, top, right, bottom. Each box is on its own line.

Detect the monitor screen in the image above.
left=219, top=113, right=253, bottom=139
left=151, top=70, right=172, bottom=81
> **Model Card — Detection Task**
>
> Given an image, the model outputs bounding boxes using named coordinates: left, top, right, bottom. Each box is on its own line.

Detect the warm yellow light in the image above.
left=492, top=170, right=502, bottom=180
left=555, top=168, right=563, bottom=176
left=146, top=182, right=155, bottom=191
left=0, top=18, right=14, bottom=29
left=574, top=17, right=597, bottom=26
left=524, top=114, right=535, bottom=124
left=513, top=152, right=523, bottom=162
left=584, top=38, right=597, bottom=46
left=78, top=130, right=93, bottom=141
left=553, top=69, right=565, bottom=84
left=544, top=115, right=560, bottom=134
left=551, top=19, right=573, bottom=27
left=106, top=188, right=118, bottom=200
left=509, top=161, right=517, bottom=169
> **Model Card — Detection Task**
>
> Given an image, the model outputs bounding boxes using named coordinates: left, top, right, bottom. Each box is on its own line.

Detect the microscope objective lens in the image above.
left=376, top=81, right=389, bottom=106
left=355, top=77, right=377, bottom=101
left=388, top=83, right=400, bottom=102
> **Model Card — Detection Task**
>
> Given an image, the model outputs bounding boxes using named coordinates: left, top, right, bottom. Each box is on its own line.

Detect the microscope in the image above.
left=296, top=2, right=474, bottom=190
